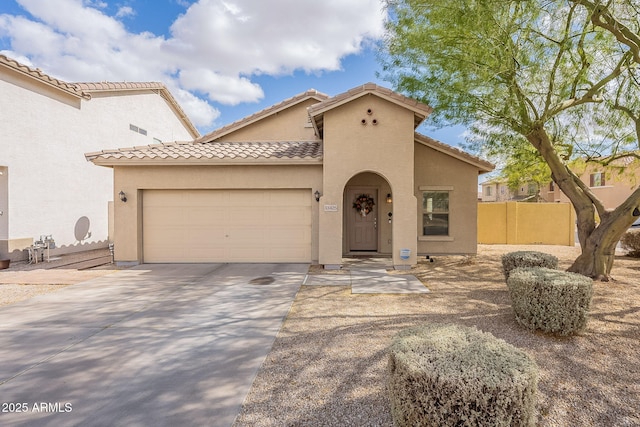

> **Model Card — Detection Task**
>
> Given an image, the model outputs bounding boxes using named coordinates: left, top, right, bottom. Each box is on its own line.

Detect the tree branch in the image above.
left=544, top=3, right=581, bottom=114
left=572, top=0, right=640, bottom=64
left=570, top=168, right=609, bottom=218
left=545, top=51, right=632, bottom=118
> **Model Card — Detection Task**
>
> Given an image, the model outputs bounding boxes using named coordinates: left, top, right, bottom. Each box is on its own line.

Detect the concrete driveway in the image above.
left=0, top=263, right=308, bottom=427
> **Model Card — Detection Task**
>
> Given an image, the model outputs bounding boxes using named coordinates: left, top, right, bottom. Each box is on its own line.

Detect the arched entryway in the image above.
left=343, top=172, right=393, bottom=256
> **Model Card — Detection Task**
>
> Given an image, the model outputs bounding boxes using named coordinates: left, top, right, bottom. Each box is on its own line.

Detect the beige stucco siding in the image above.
left=112, top=164, right=322, bottom=263
left=414, top=143, right=480, bottom=255
left=319, top=94, right=417, bottom=267
left=218, top=99, right=320, bottom=142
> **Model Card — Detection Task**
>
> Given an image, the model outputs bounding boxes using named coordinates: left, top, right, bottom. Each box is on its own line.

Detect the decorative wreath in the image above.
left=353, top=194, right=375, bottom=217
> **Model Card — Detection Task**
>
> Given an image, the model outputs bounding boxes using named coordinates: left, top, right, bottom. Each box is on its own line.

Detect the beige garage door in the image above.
left=143, top=189, right=312, bottom=263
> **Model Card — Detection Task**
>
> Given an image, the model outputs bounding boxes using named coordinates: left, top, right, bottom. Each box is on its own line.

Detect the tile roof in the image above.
left=197, top=89, right=329, bottom=143
left=415, top=133, right=494, bottom=173
left=0, top=54, right=88, bottom=98
left=308, top=82, right=434, bottom=137
left=1, top=54, right=199, bottom=138
left=85, top=140, right=323, bottom=165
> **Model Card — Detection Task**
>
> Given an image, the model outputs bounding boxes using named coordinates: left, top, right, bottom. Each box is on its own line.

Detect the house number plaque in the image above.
left=323, top=204, right=338, bottom=212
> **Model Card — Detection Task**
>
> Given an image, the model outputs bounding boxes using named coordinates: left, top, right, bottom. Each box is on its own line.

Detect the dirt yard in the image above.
left=234, top=245, right=639, bottom=427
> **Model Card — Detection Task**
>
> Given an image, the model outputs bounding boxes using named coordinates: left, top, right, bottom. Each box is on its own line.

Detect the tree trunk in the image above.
left=526, top=126, right=640, bottom=280
left=568, top=226, right=618, bottom=281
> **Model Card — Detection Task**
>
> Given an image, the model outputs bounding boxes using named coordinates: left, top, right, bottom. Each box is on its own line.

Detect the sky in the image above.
left=0, top=0, right=468, bottom=146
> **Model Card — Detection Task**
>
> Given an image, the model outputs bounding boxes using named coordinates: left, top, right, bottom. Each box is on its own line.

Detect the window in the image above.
left=549, top=182, right=555, bottom=192
left=590, top=172, right=606, bottom=187
left=485, top=186, right=493, bottom=196
left=422, top=192, right=449, bottom=236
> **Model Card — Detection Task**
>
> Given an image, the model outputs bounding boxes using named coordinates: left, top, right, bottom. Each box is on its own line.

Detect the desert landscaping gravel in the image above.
left=1, top=245, right=637, bottom=426
left=234, top=245, right=639, bottom=427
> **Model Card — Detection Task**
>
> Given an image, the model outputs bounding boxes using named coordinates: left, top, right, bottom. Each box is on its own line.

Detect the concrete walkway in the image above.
left=0, top=263, right=307, bottom=427
left=304, top=258, right=429, bottom=294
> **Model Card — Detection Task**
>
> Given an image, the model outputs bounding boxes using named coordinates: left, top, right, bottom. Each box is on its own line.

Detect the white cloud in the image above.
left=178, top=68, right=264, bottom=105
left=115, top=6, right=135, bottom=18
left=0, top=0, right=386, bottom=129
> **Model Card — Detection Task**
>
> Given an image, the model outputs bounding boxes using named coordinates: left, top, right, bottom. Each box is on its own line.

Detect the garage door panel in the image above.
left=143, top=189, right=311, bottom=263
left=267, top=207, right=311, bottom=225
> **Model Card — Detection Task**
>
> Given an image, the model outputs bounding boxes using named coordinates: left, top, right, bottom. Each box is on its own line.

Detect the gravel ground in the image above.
left=234, top=245, right=640, bottom=427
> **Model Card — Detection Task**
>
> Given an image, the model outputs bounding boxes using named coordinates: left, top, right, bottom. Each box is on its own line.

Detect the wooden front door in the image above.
left=347, top=188, right=378, bottom=251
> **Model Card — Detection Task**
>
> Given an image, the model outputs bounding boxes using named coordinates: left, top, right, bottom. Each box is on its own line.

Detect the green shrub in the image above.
left=507, top=267, right=593, bottom=335
left=501, top=251, right=558, bottom=281
left=387, top=323, right=538, bottom=427
left=620, top=229, right=640, bottom=257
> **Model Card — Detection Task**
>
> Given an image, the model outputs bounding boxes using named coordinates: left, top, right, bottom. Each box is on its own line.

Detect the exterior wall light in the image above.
left=386, top=193, right=393, bottom=204
left=119, top=191, right=127, bottom=203
left=314, top=190, right=321, bottom=202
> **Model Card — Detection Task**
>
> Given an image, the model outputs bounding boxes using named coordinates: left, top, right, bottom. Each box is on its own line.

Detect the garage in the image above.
left=142, top=189, right=312, bottom=263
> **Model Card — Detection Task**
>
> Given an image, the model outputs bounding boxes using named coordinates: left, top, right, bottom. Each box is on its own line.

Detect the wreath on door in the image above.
left=353, top=194, right=375, bottom=217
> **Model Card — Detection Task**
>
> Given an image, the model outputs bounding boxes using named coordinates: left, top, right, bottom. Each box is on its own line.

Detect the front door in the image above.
left=347, top=188, right=378, bottom=251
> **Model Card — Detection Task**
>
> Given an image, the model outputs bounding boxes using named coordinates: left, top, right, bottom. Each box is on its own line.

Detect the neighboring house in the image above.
left=86, top=83, right=494, bottom=269
left=481, top=179, right=541, bottom=202
left=0, top=54, right=198, bottom=261
left=539, top=159, right=638, bottom=210
left=481, top=158, right=638, bottom=208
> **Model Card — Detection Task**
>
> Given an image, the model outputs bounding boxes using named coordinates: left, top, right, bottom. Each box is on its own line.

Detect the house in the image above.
left=481, top=157, right=638, bottom=208
left=539, top=158, right=639, bottom=210
left=86, top=83, right=494, bottom=269
left=480, top=179, right=541, bottom=202
left=0, top=54, right=198, bottom=261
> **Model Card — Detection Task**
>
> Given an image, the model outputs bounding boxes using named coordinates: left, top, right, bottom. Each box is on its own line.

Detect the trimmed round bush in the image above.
left=621, top=229, right=640, bottom=257
left=502, top=251, right=558, bottom=280
left=388, top=323, right=538, bottom=427
left=507, top=267, right=593, bottom=335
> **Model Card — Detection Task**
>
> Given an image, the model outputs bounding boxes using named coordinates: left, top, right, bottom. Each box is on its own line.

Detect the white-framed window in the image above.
left=422, top=191, right=449, bottom=236
left=485, top=186, right=493, bottom=196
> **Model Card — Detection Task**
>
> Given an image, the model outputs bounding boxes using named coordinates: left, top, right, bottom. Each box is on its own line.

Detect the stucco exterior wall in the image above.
left=478, top=202, right=575, bottom=245
left=0, top=71, right=194, bottom=260
left=218, top=99, right=320, bottom=142
left=319, top=94, right=417, bottom=268
left=414, top=143, right=480, bottom=255
left=112, top=164, right=322, bottom=263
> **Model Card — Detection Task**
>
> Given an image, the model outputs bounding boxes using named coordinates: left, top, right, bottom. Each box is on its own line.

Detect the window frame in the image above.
left=419, top=186, right=452, bottom=239
left=589, top=172, right=606, bottom=187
